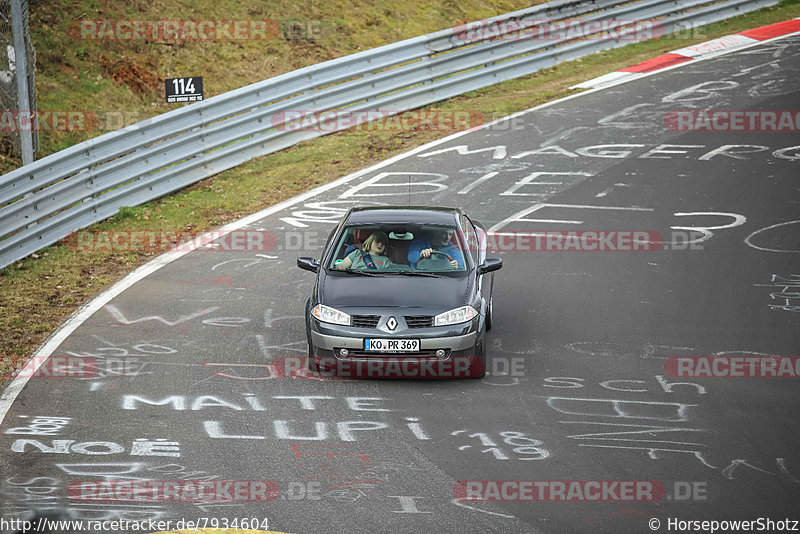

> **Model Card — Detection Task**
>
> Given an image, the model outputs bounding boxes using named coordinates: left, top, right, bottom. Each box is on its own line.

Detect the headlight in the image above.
left=434, top=306, right=478, bottom=326
left=311, top=304, right=351, bottom=326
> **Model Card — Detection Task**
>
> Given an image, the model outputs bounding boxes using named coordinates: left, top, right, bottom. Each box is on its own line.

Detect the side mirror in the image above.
left=478, top=257, right=502, bottom=275
left=297, top=257, right=320, bottom=273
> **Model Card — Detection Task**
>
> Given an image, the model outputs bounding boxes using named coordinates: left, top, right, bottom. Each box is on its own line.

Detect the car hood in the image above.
left=320, top=273, right=470, bottom=310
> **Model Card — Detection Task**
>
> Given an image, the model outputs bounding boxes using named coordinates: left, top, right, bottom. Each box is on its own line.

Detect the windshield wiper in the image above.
left=391, top=270, right=444, bottom=278
left=335, top=268, right=381, bottom=276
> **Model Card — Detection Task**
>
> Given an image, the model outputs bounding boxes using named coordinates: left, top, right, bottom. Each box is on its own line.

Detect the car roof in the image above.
left=345, top=206, right=463, bottom=226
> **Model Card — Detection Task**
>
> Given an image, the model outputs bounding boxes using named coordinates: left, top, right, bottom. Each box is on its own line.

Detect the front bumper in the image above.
left=310, top=330, right=477, bottom=353
left=307, top=317, right=484, bottom=378
left=309, top=311, right=480, bottom=359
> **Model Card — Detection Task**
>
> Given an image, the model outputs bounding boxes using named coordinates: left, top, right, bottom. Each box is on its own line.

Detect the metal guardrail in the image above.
left=0, top=0, right=779, bottom=269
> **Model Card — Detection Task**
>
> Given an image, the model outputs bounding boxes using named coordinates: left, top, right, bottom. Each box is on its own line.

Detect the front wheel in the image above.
left=469, top=341, right=486, bottom=379
left=304, top=299, right=316, bottom=371
left=307, top=351, right=319, bottom=372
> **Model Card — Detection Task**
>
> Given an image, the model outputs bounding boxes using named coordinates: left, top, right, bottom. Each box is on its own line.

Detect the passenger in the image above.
left=336, top=231, right=394, bottom=270
left=408, top=228, right=464, bottom=270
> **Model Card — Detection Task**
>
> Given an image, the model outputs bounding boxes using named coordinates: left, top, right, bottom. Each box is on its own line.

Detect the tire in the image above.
left=469, top=340, right=486, bottom=379
left=307, top=350, right=319, bottom=372
left=304, top=298, right=317, bottom=372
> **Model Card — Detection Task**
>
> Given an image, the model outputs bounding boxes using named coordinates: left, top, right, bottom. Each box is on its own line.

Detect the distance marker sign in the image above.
left=165, top=77, right=203, bottom=103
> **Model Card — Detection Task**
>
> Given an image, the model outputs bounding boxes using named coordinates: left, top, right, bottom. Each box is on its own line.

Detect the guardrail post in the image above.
left=10, top=0, right=33, bottom=165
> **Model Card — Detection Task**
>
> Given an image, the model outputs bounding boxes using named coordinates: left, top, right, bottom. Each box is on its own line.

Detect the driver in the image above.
left=408, top=228, right=464, bottom=270
left=336, top=231, right=394, bottom=270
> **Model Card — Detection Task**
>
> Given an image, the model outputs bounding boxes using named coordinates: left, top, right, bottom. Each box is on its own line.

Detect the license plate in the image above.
left=364, top=338, right=420, bottom=353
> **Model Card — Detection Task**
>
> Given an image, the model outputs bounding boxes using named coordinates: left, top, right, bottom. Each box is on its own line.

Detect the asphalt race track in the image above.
left=1, top=34, right=799, bottom=534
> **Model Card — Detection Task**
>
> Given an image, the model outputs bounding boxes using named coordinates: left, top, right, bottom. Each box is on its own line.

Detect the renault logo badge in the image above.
left=386, top=316, right=398, bottom=331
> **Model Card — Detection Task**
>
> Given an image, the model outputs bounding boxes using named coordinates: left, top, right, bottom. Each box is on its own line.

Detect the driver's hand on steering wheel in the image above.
left=449, top=260, right=458, bottom=269
left=420, top=248, right=433, bottom=259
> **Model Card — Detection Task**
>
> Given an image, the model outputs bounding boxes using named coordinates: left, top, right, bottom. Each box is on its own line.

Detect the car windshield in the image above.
left=328, top=224, right=468, bottom=274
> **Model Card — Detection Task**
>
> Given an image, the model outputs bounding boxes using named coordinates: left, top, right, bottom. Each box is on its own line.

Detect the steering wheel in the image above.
left=417, top=250, right=455, bottom=270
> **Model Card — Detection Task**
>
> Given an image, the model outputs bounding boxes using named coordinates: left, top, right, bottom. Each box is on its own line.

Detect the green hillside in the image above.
left=3, top=0, right=536, bottom=172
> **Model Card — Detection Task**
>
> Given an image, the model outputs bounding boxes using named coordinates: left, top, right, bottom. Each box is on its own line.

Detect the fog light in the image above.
left=436, top=349, right=446, bottom=358
left=339, top=348, right=349, bottom=357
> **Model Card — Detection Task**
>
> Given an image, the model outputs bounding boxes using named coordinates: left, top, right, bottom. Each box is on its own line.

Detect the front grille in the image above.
left=405, top=315, right=434, bottom=328
left=351, top=315, right=380, bottom=328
